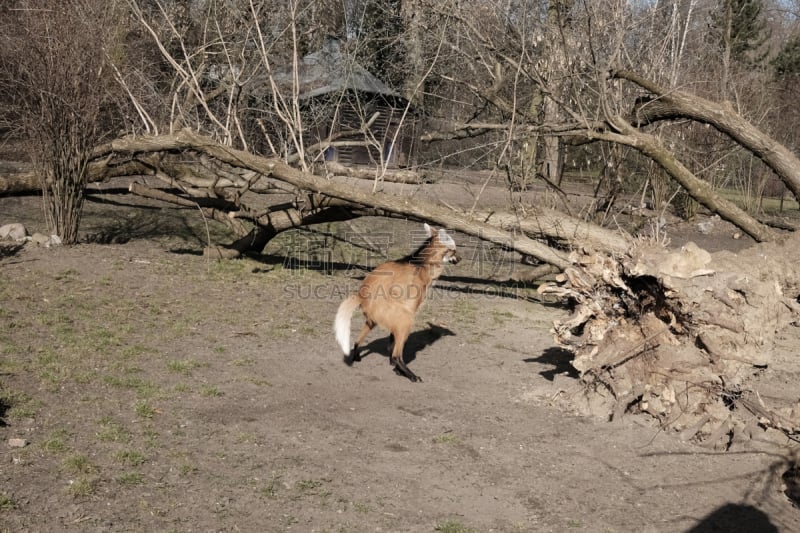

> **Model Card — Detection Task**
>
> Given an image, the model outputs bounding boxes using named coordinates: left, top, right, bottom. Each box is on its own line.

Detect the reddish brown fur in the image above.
left=334, top=225, right=460, bottom=382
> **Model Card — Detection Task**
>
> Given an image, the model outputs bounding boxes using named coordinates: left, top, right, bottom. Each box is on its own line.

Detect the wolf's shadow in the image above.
left=345, top=322, right=455, bottom=366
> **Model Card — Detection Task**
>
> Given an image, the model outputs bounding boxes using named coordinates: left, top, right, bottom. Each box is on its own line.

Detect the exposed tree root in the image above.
left=539, top=235, right=800, bottom=448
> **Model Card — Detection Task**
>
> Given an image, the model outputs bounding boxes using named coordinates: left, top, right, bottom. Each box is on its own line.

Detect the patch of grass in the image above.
left=271, top=322, right=294, bottom=339
left=135, top=400, right=156, bottom=419
left=167, top=359, right=207, bottom=375
left=353, top=501, right=370, bottom=513
left=449, top=299, right=478, bottom=323
left=73, top=369, right=100, bottom=384
left=0, top=337, right=23, bottom=358
left=105, top=375, right=160, bottom=398
left=435, top=520, right=476, bottom=533
left=120, top=343, right=150, bottom=359
left=36, top=349, right=69, bottom=387
left=207, top=258, right=248, bottom=279
left=296, top=479, right=325, bottom=494
left=173, top=383, right=191, bottom=393
left=236, top=432, right=255, bottom=444
left=200, top=385, right=223, bottom=397
left=433, top=433, right=461, bottom=445
left=114, top=450, right=147, bottom=466
left=62, top=454, right=97, bottom=474
left=67, top=476, right=95, bottom=498
left=491, top=309, right=515, bottom=324
left=0, top=493, right=16, bottom=510
left=134, top=381, right=161, bottom=398
left=179, top=463, right=198, bottom=476
left=42, top=430, right=70, bottom=454
left=260, top=474, right=282, bottom=499
left=83, top=326, right=124, bottom=352
left=116, top=471, right=144, bottom=485
left=54, top=268, right=79, bottom=280
left=292, top=477, right=331, bottom=500
left=719, top=188, right=800, bottom=213
left=96, top=417, right=131, bottom=443
left=167, top=317, right=193, bottom=337
left=142, top=428, right=160, bottom=448
left=0, top=389, right=37, bottom=420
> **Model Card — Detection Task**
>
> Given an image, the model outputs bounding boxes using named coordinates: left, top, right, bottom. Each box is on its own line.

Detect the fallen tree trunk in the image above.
left=0, top=159, right=146, bottom=195
left=4, top=131, right=632, bottom=269
left=538, top=235, right=800, bottom=448
left=92, top=129, right=633, bottom=269
left=476, top=208, right=631, bottom=255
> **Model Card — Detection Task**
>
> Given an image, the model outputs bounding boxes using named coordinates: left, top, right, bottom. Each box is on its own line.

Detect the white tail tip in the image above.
left=334, top=296, right=358, bottom=355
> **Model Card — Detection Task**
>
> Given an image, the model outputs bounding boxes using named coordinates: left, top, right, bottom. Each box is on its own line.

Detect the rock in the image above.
left=0, top=223, right=28, bottom=241
left=696, top=214, right=720, bottom=234
left=8, top=438, right=28, bottom=448
left=29, top=233, right=62, bottom=247
left=30, top=233, right=51, bottom=246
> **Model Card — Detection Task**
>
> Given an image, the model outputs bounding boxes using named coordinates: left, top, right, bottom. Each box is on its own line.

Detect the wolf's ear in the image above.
left=423, top=223, right=433, bottom=237
left=438, top=228, right=456, bottom=249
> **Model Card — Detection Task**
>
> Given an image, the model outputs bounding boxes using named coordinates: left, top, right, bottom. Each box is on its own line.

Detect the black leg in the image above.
left=391, top=357, right=422, bottom=383
left=347, top=320, right=375, bottom=367
left=344, top=345, right=362, bottom=366
left=388, top=327, right=420, bottom=382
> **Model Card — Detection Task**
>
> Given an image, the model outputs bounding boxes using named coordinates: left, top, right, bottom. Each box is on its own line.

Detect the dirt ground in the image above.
left=2, top=185, right=800, bottom=532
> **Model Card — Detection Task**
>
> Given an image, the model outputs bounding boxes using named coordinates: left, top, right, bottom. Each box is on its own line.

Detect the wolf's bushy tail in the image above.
left=334, top=295, right=360, bottom=355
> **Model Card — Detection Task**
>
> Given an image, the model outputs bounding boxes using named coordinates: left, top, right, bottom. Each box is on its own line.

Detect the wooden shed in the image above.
left=267, top=38, right=416, bottom=168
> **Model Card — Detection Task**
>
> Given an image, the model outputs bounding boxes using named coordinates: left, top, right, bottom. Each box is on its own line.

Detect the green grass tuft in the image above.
left=135, top=401, right=156, bottom=419
left=42, top=430, right=70, bottom=454
left=0, top=493, right=16, bottom=510
left=435, top=520, right=476, bottom=533
left=62, top=454, right=97, bottom=474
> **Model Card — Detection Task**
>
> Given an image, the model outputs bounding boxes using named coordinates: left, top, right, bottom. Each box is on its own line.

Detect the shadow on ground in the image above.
left=345, top=322, right=456, bottom=367
left=525, top=346, right=579, bottom=381
left=686, top=503, right=778, bottom=532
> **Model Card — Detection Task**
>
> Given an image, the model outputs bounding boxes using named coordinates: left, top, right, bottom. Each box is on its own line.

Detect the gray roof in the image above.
left=270, top=39, right=400, bottom=100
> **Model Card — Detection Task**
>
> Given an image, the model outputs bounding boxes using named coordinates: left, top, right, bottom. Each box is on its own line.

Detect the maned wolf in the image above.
left=334, top=223, right=461, bottom=382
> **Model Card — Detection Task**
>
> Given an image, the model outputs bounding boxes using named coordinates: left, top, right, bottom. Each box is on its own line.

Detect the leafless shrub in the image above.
left=0, top=0, right=124, bottom=243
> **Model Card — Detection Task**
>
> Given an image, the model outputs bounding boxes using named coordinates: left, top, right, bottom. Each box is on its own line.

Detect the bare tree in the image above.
left=5, top=0, right=798, bottom=248
left=12, top=0, right=791, bottom=256
left=0, top=0, right=124, bottom=244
